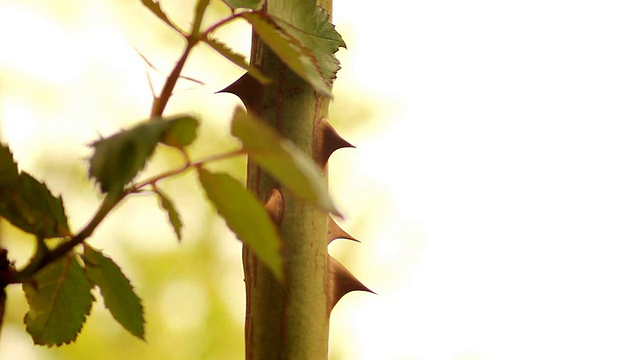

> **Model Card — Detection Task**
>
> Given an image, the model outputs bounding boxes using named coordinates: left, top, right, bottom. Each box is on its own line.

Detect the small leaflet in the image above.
left=197, top=169, right=283, bottom=280
left=0, top=144, right=70, bottom=238
left=89, top=115, right=198, bottom=194
left=201, top=37, right=270, bottom=84
left=154, top=188, right=183, bottom=241
left=83, top=245, right=145, bottom=340
left=23, top=254, right=94, bottom=346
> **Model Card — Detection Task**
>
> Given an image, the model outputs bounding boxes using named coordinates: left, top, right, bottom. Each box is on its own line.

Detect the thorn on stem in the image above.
left=328, top=256, right=374, bottom=311
left=327, top=217, right=359, bottom=244
left=314, top=117, right=354, bottom=168
left=264, top=187, right=285, bottom=225
left=218, top=73, right=263, bottom=114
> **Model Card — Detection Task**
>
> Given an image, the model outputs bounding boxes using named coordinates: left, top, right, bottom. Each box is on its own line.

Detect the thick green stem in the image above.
left=243, top=1, right=333, bottom=359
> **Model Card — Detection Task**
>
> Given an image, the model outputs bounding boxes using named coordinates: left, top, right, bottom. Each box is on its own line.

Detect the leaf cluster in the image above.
left=0, top=0, right=345, bottom=348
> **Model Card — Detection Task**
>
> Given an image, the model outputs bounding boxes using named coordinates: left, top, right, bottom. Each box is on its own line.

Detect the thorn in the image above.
left=328, top=256, right=374, bottom=310
left=264, top=187, right=284, bottom=225
left=327, top=217, right=359, bottom=244
left=314, top=117, right=354, bottom=168
left=217, top=73, right=263, bottom=114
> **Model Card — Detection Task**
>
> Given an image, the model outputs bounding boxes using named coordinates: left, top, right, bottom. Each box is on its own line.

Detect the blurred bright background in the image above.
left=1, top=1, right=640, bottom=359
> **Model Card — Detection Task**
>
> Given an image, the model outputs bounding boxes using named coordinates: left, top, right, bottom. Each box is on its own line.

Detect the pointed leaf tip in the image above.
left=155, top=188, right=183, bottom=241
left=83, top=245, right=145, bottom=340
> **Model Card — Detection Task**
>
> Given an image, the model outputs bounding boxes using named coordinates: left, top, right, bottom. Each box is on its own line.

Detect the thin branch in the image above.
left=131, top=148, right=247, bottom=191
left=150, top=0, right=211, bottom=118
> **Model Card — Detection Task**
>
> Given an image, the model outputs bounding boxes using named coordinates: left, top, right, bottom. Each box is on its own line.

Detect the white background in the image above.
left=330, top=1, right=640, bottom=359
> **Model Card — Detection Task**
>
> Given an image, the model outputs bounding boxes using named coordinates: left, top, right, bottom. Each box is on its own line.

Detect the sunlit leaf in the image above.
left=222, top=0, right=264, bottom=10
left=155, top=188, right=183, bottom=241
left=272, top=4, right=345, bottom=86
left=83, top=245, right=145, bottom=340
left=201, top=36, right=270, bottom=84
left=241, top=12, right=328, bottom=95
left=89, top=115, right=198, bottom=194
left=197, top=169, right=283, bottom=280
left=230, top=107, right=338, bottom=215
left=23, top=254, right=94, bottom=346
left=241, top=6, right=345, bottom=96
left=0, top=145, right=70, bottom=238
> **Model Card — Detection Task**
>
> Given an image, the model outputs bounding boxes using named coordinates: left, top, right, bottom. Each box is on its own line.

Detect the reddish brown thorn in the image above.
left=328, top=256, right=374, bottom=311
left=264, top=187, right=284, bottom=225
left=314, top=117, right=354, bottom=168
left=327, top=217, right=359, bottom=245
left=217, top=73, right=263, bottom=114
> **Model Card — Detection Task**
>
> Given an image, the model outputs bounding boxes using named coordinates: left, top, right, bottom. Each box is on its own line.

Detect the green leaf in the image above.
left=241, top=6, right=345, bottom=96
left=197, top=169, right=282, bottom=280
left=154, top=188, right=183, bottom=241
left=82, top=245, right=145, bottom=340
left=272, top=5, right=345, bottom=87
left=160, top=115, right=200, bottom=148
left=0, top=144, right=19, bottom=188
left=201, top=36, right=270, bottom=84
left=140, top=0, right=181, bottom=33
left=89, top=115, right=198, bottom=194
left=0, top=145, right=71, bottom=238
left=222, top=0, right=264, bottom=10
left=230, top=107, right=338, bottom=215
left=23, top=254, right=94, bottom=346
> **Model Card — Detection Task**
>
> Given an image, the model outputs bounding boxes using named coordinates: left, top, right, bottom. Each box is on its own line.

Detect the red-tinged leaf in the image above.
left=82, top=245, right=145, bottom=340
left=154, top=188, right=183, bottom=241
left=23, top=254, right=94, bottom=346
left=197, top=169, right=283, bottom=280
left=201, top=36, right=270, bottom=84
left=230, top=107, right=339, bottom=215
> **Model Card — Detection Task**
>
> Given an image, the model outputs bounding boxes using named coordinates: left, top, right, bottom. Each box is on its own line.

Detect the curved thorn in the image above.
left=327, top=217, right=359, bottom=245
left=328, top=256, right=374, bottom=311
left=217, top=73, right=263, bottom=114
left=314, top=117, right=354, bottom=168
left=264, top=187, right=284, bottom=225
